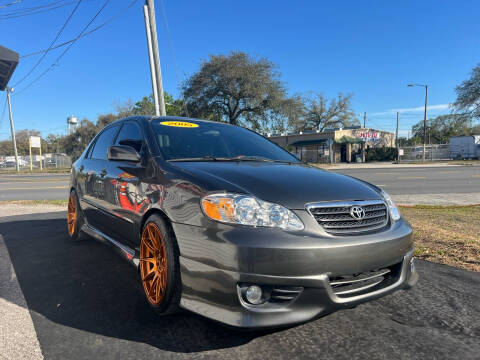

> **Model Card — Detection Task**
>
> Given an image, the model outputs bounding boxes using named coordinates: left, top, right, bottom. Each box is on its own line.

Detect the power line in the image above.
left=0, top=0, right=76, bottom=19
left=2, top=0, right=66, bottom=14
left=13, top=0, right=83, bottom=87
left=19, top=0, right=139, bottom=59
left=158, top=0, right=189, bottom=116
left=0, top=0, right=22, bottom=10
left=14, top=0, right=111, bottom=96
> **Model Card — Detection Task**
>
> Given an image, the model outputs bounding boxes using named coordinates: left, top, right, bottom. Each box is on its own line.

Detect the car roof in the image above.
left=108, top=115, right=230, bottom=127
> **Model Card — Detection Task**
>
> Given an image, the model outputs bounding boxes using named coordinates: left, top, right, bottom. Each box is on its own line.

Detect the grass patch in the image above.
left=400, top=205, right=480, bottom=271
left=0, top=200, right=68, bottom=206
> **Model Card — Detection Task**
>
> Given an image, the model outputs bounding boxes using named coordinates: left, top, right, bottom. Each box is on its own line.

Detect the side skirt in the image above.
left=81, top=223, right=140, bottom=268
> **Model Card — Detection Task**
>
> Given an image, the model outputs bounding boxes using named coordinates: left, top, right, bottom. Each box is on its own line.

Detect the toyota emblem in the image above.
left=350, top=206, right=365, bottom=220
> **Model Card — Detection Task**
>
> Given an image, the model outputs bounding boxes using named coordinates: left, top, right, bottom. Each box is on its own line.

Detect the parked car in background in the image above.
left=67, top=116, right=418, bottom=328
left=411, top=146, right=432, bottom=159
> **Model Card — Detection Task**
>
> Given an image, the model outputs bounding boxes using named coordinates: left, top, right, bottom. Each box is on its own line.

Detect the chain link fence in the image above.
left=0, top=153, right=72, bottom=170
left=399, top=144, right=450, bottom=162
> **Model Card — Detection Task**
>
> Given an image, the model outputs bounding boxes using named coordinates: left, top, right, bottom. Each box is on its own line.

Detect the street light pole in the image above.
left=6, top=87, right=19, bottom=172
left=407, top=83, right=428, bottom=162
left=396, top=111, right=399, bottom=164
left=423, top=85, right=428, bottom=163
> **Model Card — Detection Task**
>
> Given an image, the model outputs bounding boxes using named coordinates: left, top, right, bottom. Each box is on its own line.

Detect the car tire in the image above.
left=67, top=189, right=88, bottom=241
left=139, top=214, right=181, bottom=315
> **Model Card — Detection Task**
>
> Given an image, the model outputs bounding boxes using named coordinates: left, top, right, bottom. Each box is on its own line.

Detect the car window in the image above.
left=151, top=120, right=299, bottom=162
left=90, top=126, right=119, bottom=160
left=114, top=122, right=143, bottom=153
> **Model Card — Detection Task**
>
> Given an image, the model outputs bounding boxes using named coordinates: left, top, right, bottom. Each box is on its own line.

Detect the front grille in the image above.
left=307, top=200, right=389, bottom=235
left=329, top=262, right=401, bottom=299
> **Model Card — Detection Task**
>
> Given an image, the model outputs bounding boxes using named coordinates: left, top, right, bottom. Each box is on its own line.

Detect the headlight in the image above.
left=381, top=190, right=401, bottom=221
left=201, top=193, right=304, bottom=231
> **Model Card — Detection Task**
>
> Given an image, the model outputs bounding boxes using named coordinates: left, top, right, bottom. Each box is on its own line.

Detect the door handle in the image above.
left=100, top=169, right=107, bottom=177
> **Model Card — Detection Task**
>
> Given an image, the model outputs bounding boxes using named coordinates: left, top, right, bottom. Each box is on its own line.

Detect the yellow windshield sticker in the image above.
left=160, top=121, right=198, bottom=128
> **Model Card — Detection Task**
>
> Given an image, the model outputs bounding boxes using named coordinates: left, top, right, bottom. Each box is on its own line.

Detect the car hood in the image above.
left=171, top=161, right=382, bottom=209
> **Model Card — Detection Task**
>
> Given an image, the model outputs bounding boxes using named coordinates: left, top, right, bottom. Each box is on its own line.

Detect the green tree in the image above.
left=411, top=114, right=472, bottom=144
left=96, top=113, right=120, bottom=129
left=291, top=93, right=358, bottom=132
left=182, top=52, right=290, bottom=128
left=0, top=130, right=60, bottom=156
left=61, top=119, right=98, bottom=160
left=125, top=92, right=187, bottom=117
left=454, top=63, right=480, bottom=119
left=44, top=133, right=62, bottom=153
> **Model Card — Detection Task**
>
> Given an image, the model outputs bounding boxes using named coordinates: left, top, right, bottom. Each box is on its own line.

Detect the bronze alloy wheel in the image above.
left=140, top=222, right=168, bottom=306
left=67, top=193, right=77, bottom=236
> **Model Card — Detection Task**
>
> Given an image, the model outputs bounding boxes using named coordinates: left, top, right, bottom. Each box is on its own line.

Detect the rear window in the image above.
left=90, top=126, right=119, bottom=160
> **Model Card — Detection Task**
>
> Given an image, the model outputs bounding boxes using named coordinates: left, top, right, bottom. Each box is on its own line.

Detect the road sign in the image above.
left=29, top=136, right=42, bottom=171
left=30, top=136, right=41, bottom=148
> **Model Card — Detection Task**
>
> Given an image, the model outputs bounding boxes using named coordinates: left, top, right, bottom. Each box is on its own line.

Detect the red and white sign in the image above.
left=359, top=132, right=379, bottom=140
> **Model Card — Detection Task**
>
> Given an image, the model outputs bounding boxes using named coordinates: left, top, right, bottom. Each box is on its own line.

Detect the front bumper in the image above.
left=172, top=218, right=418, bottom=328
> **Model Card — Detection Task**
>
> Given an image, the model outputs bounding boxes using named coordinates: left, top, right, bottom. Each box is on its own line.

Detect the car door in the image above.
left=82, top=125, right=120, bottom=234
left=100, top=120, right=146, bottom=246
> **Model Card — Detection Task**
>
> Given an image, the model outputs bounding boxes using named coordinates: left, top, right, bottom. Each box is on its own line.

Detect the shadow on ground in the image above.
left=0, top=212, right=270, bottom=355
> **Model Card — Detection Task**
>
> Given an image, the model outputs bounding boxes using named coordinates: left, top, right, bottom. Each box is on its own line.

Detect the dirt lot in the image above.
left=401, top=205, right=480, bottom=272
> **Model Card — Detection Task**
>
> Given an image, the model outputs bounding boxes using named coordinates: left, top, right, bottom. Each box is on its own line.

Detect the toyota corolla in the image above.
left=67, top=116, right=418, bottom=328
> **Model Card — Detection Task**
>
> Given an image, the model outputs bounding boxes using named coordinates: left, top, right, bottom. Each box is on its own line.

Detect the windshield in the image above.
left=151, top=119, right=299, bottom=162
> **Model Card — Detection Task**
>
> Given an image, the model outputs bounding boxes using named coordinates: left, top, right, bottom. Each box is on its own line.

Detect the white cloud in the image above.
left=370, top=104, right=451, bottom=116
left=391, top=104, right=450, bottom=113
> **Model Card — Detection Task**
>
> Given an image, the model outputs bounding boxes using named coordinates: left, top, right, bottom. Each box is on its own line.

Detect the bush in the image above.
left=365, top=147, right=397, bottom=162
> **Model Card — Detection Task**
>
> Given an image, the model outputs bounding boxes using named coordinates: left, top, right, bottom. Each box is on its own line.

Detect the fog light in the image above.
left=410, top=258, right=415, bottom=273
left=245, top=285, right=263, bottom=305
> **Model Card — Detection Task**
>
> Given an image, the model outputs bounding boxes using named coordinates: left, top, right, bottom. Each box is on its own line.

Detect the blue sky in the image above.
left=1, top=0, right=479, bottom=139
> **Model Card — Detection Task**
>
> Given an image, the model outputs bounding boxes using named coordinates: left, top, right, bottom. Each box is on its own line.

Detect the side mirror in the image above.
left=107, top=145, right=141, bottom=162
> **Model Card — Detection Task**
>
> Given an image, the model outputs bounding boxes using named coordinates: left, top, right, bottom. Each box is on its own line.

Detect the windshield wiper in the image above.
left=224, top=155, right=294, bottom=163
left=169, top=155, right=296, bottom=163
left=169, top=156, right=221, bottom=162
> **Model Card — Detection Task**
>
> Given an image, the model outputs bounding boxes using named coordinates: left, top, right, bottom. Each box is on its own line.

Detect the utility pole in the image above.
left=423, top=85, right=428, bottom=163
left=145, top=0, right=166, bottom=116
left=396, top=111, right=399, bottom=164
left=143, top=4, right=160, bottom=116
left=407, top=83, right=428, bottom=162
left=6, top=87, right=19, bottom=172
left=361, top=112, right=366, bottom=162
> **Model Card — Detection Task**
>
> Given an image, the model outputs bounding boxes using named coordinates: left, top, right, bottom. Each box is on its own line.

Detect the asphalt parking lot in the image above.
left=1, top=211, right=479, bottom=359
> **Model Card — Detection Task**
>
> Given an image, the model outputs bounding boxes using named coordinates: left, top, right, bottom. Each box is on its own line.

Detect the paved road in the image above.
left=1, top=211, right=479, bottom=360
left=0, top=174, right=69, bottom=201
left=335, top=166, right=480, bottom=195
left=0, top=166, right=479, bottom=201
